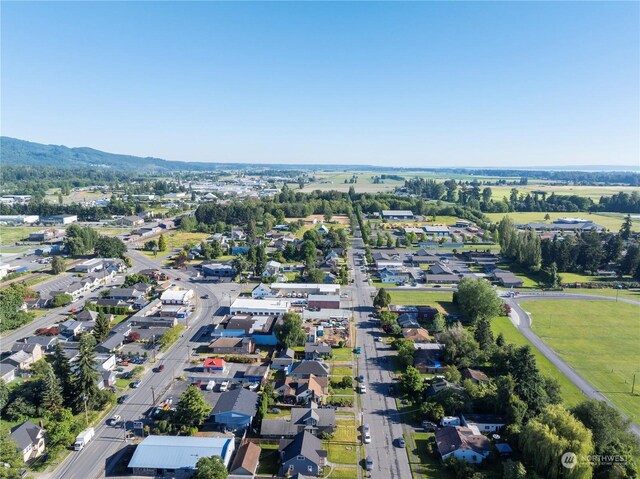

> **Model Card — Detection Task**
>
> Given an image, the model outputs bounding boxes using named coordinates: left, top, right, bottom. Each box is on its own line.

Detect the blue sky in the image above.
left=2, top=1, right=638, bottom=167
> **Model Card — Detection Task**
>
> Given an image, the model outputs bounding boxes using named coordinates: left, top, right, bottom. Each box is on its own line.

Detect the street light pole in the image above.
left=83, top=395, right=88, bottom=427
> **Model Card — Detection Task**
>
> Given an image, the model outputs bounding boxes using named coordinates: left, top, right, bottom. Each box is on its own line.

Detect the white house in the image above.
left=435, top=426, right=493, bottom=464
left=251, top=284, right=275, bottom=299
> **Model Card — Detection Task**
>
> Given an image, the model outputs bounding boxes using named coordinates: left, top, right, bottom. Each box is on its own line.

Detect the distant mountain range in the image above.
left=1, top=136, right=636, bottom=173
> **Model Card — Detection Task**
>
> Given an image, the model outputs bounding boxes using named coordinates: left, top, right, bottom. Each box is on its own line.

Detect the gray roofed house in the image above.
left=261, top=407, right=336, bottom=438
left=24, top=335, right=58, bottom=351
left=290, top=361, right=330, bottom=379
left=10, top=421, right=46, bottom=463
left=434, top=426, right=493, bottom=463
left=304, top=343, right=332, bottom=360
left=272, top=348, right=296, bottom=372
left=429, top=262, right=453, bottom=275
left=95, top=331, right=127, bottom=353
left=280, top=431, right=327, bottom=477
left=491, top=269, right=524, bottom=288
left=107, top=287, right=145, bottom=301
left=211, top=389, right=259, bottom=431
left=76, top=309, right=98, bottom=321
left=0, top=362, right=16, bottom=383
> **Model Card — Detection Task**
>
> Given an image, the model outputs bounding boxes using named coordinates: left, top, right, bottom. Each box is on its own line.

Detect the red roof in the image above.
left=204, top=358, right=225, bottom=368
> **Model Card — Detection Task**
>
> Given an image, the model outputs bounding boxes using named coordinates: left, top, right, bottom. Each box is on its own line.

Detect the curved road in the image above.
left=505, top=292, right=640, bottom=438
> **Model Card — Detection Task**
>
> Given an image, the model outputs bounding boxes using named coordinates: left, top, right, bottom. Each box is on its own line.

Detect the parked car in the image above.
left=365, top=456, right=374, bottom=471
left=131, top=380, right=142, bottom=388
left=363, top=424, right=371, bottom=444
left=109, top=415, right=121, bottom=425
left=422, top=421, right=437, bottom=432
left=156, top=364, right=165, bottom=372
left=395, top=437, right=406, bottom=448
left=117, top=395, right=129, bottom=404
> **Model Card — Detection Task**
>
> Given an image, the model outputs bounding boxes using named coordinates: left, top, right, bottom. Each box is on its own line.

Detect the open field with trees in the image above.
left=522, top=299, right=640, bottom=423
left=491, top=315, right=585, bottom=406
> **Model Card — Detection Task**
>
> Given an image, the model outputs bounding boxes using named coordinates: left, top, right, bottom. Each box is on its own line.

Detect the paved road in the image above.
left=348, top=234, right=412, bottom=479
left=48, top=251, right=240, bottom=479
left=506, top=295, right=640, bottom=438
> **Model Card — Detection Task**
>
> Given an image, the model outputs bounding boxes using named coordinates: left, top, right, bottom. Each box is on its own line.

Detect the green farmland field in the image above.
left=483, top=211, right=639, bottom=232
left=522, top=299, right=640, bottom=422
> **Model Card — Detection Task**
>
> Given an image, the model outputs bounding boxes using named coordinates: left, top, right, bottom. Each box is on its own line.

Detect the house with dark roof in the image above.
left=209, top=337, right=255, bottom=355
left=0, top=362, right=17, bottom=383
left=261, top=407, right=335, bottom=438
left=229, top=440, right=261, bottom=477
left=434, top=426, right=493, bottom=463
left=10, top=421, right=46, bottom=463
left=290, top=361, right=330, bottom=379
left=274, top=375, right=329, bottom=404
left=272, top=348, right=296, bottom=373
left=280, top=431, right=327, bottom=477
left=211, top=389, right=259, bottom=432
left=304, top=342, right=332, bottom=360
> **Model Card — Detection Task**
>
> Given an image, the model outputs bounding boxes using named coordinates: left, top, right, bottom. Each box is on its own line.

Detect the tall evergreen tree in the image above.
left=157, top=233, right=167, bottom=252
left=52, top=343, right=74, bottom=406
left=620, top=214, right=632, bottom=240
left=74, top=334, right=99, bottom=410
left=42, top=362, right=64, bottom=413
left=93, top=310, right=111, bottom=342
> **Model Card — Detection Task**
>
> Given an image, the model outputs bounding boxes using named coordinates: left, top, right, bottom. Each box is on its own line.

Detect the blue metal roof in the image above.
left=128, top=435, right=233, bottom=470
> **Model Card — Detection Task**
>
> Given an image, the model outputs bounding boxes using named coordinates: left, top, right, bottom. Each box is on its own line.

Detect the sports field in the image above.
left=521, top=299, right=640, bottom=422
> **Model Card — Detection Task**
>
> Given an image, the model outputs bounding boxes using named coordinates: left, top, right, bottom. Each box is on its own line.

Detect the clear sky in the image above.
left=2, top=1, right=638, bottom=168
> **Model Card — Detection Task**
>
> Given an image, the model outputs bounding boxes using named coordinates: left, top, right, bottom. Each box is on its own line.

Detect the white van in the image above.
left=219, top=381, right=230, bottom=392
left=206, top=380, right=216, bottom=391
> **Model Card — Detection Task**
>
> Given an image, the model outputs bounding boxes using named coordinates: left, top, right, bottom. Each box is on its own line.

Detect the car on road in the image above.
left=131, top=380, right=142, bottom=388
left=358, top=375, right=365, bottom=382
left=363, top=424, right=371, bottom=443
left=376, top=336, right=383, bottom=342
left=395, top=437, right=406, bottom=448
left=365, top=456, right=374, bottom=471
left=156, top=364, right=165, bottom=372
left=359, top=384, right=367, bottom=394
left=109, top=415, right=121, bottom=425
left=201, top=294, right=209, bottom=299
left=117, top=395, right=129, bottom=404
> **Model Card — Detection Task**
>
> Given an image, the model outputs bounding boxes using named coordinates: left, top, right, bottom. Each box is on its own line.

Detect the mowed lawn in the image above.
left=388, top=290, right=458, bottom=315
left=491, top=316, right=585, bottom=407
left=522, top=299, right=640, bottom=422
left=483, top=211, right=638, bottom=232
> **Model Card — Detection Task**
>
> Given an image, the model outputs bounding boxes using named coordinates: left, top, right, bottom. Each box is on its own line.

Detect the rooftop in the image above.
left=128, top=435, right=233, bottom=470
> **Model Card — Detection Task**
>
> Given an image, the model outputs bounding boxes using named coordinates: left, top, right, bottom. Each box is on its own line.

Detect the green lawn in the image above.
left=522, top=299, right=640, bottom=423
left=410, top=432, right=453, bottom=479
left=332, top=366, right=354, bottom=376
left=388, top=290, right=458, bottom=315
left=330, top=347, right=353, bottom=361
left=562, top=288, right=640, bottom=301
left=491, top=316, right=584, bottom=406
left=328, top=466, right=359, bottom=479
left=334, top=419, right=357, bottom=443
left=324, top=441, right=358, bottom=465
left=256, top=443, right=280, bottom=475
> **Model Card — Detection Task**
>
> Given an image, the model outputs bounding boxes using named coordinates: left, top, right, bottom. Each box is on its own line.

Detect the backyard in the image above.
left=388, top=290, right=458, bottom=315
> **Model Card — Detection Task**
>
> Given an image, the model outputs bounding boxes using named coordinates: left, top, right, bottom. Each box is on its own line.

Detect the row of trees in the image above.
left=65, top=224, right=127, bottom=258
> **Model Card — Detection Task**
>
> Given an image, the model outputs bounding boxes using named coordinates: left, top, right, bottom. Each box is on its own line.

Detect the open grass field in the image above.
left=328, top=466, right=359, bottom=479
left=0, top=225, right=130, bottom=247
left=483, top=211, right=639, bottom=232
left=388, top=290, right=458, bottom=315
left=522, top=299, right=640, bottom=423
left=490, top=184, right=640, bottom=202
left=561, top=288, right=640, bottom=301
left=491, top=316, right=585, bottom=406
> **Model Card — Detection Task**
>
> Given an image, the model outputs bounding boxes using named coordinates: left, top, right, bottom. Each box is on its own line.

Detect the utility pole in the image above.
left=632, top=374, right=636, bottom=395
left=83, top=396, right=88, bottom=427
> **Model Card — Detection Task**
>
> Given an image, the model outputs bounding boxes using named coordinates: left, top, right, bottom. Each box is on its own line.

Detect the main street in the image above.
left=49, top=250, right=240, bottom=479
left=347, top=233, right=412, bottom=479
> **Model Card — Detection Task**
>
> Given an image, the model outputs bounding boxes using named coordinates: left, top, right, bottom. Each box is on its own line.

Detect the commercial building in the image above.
left=128, top=435, right=235, bottom=475
left=40, top=214, right=78, bottom=225
left=381, top=210, right=414, bottom=220
left=230, top=298, right=290, bottom=316
left=0, top=215, right=39, bottom=225
left=307, top=295, right=340, bottom=310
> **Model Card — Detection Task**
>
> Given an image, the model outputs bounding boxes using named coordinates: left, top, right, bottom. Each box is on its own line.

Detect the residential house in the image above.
left=211, top=388, right=259, bottom=432
left=203, top=263, right=236, bottom=278
left=24, top=335, right=58, bottom=352
left=209, top=337, right=255, bottom=355
left=271, top=348, right=296, bottom=373
left=108, top=287, right=146, bottom=302
left=251, top=284, right=274, bottom=299
left=304, top=343, right=332, bottom=360
left=461, top=414, right=507, bottom=433
left=261, top=407, right=336, bottom=438
left=0, top=363, right=16, bottom=383
left=10, top=421, right=46, bottom=463
left=229, top=440, right=261, bottom=478
left=491, top=269, right=524, bottom=288
left=262, top=260, right=282, bottom=278
left=10, top=343, right=43, bottom=362
left=279, top=431, right=327, bottom=477
left=290, top=361, right=330, bottom=379
left=5, top=350, right=37, bottom=372
left=243, top=365, right=270, bottom=384
left=461, top=368, right=490, bottom=385
left=435, top=426, right=493, bottom=463
left=160, top=288, right=194, bottom=305
left=118, top=215, right=144, bottom=227
left=402, top=328, right=431, bottom=343
left=274, top=375, right=329, bottom=404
